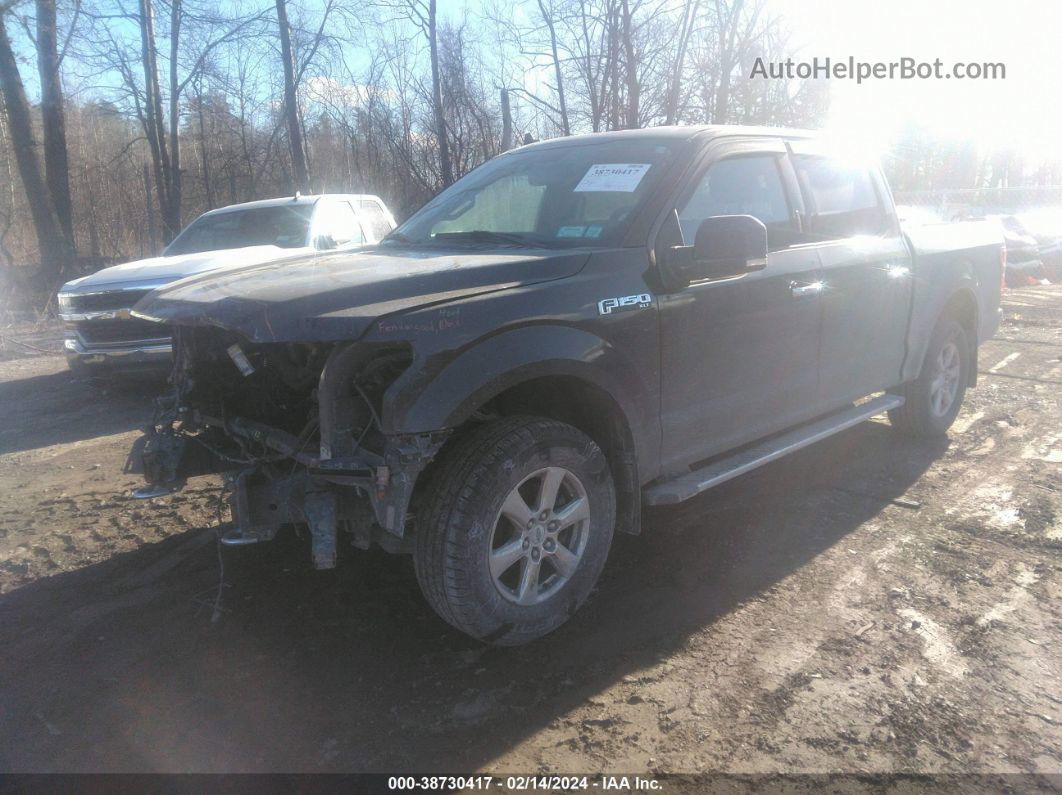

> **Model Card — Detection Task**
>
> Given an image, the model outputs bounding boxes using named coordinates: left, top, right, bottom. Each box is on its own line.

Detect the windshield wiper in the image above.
left=431, top=230, right=539, bottom=247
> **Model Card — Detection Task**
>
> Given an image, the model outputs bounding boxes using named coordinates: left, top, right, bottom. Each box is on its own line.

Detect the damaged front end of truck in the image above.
left=127, top=326, right=449, bottom=568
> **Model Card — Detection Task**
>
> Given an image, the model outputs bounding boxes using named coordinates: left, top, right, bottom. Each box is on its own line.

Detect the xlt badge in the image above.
left=598, top=293, right=652, bottom=315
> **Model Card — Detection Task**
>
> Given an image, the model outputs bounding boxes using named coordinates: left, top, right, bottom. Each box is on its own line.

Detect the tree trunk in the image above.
left=142, top=162, right=157, bottom=253
left=168, top=0, right=182, bottom=231
left=620, top=0, right=638, bottom=129
left=138, top=0, right=175, bottom=239
left=427, top=0, right=453, bottom=187
left=0, top=107, right=17, bottom=267
left=275, top=0, right=309, bottom=192
left=500, top=88, right=512, bottom=152
left=196, top=88, right=214, bottom=208
left=35, top=0, right=74, bottom=246
left=664, top=0, right=699, bottom=125
left=607, top=2, right=621, bottom=131
left=537, top=0, right=570, bottom=136
left=713, top=0, right=743, bottom=125
left=0, top=12, right=73, bottom=284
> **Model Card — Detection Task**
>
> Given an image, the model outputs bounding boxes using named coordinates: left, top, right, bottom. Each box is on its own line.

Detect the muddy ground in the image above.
left=0, top=288, right=1059, bottom=776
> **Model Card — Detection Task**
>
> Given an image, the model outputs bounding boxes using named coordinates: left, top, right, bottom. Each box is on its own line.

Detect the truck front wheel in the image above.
left=414, top=416, right=616, bottom=646
left=889, top=317, right=970, bottom=437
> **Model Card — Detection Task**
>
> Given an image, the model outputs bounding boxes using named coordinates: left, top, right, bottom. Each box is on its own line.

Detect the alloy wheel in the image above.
left=929, top=340, right=962, bottom=417
left=488, top=466, right=590, bottom=605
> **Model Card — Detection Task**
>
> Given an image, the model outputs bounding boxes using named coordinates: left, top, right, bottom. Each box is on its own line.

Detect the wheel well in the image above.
left=420, top=376, right=642, bottom=536
left=941, top=288, right=979, bottom=385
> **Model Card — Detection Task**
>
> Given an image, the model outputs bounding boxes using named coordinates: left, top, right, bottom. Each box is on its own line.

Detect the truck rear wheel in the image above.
left=414, top=416, right=616, bottom=646
left=889, top=317, right=970, bottom=437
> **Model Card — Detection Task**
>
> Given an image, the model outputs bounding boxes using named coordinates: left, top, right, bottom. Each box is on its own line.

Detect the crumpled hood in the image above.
left=132, top=246, right=590, bottom=343
left=60, top=246, right=305, bottom=294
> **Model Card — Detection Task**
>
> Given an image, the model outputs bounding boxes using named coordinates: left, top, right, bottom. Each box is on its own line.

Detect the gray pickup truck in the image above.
left=128, top=126, right=1003, bottom=645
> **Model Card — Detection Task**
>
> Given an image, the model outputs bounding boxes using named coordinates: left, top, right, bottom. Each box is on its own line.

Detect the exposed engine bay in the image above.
left=128, top=326, right=449, bottom=568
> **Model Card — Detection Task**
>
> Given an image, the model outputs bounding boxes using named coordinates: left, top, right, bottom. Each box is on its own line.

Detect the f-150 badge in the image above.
left=598, top=293, right=652, bottom=315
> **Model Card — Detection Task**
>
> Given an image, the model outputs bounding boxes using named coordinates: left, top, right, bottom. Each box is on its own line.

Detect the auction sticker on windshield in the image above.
left=574, top=163, right=651, bottom=192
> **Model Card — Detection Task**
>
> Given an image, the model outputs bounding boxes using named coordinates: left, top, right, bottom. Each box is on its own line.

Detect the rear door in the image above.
left=787, top=144, right=914, bottom=404
left=657, top=139, right=825, bottom=471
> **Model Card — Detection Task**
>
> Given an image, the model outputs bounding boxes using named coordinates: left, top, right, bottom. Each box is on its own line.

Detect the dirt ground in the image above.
left=0, top=288, right=1060, bottom=776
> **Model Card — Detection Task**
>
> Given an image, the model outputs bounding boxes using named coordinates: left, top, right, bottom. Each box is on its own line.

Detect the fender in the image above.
left=900, top=264, right=982, bottom=386
left=384, top=324, right=660, bottom=481
left=901, top=223, right=1002, bottom=386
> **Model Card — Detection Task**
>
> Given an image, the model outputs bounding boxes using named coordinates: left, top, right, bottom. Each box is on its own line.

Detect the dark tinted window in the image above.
left=679, top=155, right=796, bottom=250
left=792, top=156, right=888, bottom=239
left=356, top=199, right=394, bottom=240
left=165, top=205, right=313, bottom=255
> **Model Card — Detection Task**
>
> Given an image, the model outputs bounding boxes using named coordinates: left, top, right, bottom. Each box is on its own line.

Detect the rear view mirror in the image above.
left=668, top=215, right=768, bottom=282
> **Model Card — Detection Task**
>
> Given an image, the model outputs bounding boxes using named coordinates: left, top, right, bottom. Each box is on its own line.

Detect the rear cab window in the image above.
left=356, top=199, right=395, bottom=241
left=790, top=153, right=891, bottom=240
left=314, top=200, right=366, bottom=249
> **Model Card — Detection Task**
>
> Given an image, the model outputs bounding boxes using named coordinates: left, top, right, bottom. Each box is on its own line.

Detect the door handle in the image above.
left=790, top=280, right=824, bottom=297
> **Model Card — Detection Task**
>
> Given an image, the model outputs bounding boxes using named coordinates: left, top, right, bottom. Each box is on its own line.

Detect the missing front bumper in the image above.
left=127, top=418, right=449, bottom=568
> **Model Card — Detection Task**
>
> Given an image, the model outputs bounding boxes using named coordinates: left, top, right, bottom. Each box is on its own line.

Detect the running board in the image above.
left=644, top=395, right=905, bottom=505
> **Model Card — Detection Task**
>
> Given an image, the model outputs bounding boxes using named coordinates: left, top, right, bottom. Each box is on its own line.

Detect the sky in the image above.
left=15, top=0, right=1060, bottom=169
left=769, top=0, right=1062, bottom=165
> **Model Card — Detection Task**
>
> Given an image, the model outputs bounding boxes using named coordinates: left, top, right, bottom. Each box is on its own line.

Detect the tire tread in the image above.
left=889, top=317, right=969, bottom=437
left=414, top=416, right=612, bottom=645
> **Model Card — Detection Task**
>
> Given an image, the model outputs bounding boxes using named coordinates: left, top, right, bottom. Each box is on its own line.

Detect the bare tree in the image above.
left=535, top=0, right=569, bottom=134
left=0, top=0, right=849, bottom=290
left=426, top=0, right=452, bottom=185
left=275, top=0, right=309, bottom=191
left=35, top=0, right=73, bottom=244
left=500, top=87, right=512, bottom=150
left=0, top=4, right=72, bottom=282
left=376, top=0, right=454, bottom=187
left=136, top=0, right=176, bottom=237
left=663, top=0, right=698, bottom=124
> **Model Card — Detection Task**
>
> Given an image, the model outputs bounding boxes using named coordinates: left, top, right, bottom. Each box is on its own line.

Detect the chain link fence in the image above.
left=894, top=187, right=1062, bottom=285
left=893, top=186, right=1062, bottom=221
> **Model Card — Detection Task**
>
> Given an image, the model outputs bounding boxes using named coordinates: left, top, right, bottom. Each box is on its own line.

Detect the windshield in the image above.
left=390, top=139, right=681, bottom=248
left=164, top=204, right=314, bottom=256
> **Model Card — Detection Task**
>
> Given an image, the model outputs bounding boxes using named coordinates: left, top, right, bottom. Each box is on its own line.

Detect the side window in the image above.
left=792, top=156, right=888, bottom=239
left=314, top=201, right=365, bottom=248
left=356, top=199, right=394, bottom=241
left=678, top=155, right=797, bottom=251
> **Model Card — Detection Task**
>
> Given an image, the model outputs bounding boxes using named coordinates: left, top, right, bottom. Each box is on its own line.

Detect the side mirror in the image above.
left=315, top=233, right=337, bottom=251
left=669, top=215, right=768, bottom=282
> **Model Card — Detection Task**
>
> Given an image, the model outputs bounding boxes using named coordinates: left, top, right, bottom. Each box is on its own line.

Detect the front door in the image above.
left=658, top=143, right=824, bottom=473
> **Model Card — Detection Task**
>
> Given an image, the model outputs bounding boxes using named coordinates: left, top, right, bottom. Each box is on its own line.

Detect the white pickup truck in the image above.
left=57, top=194, right=396, bottom=371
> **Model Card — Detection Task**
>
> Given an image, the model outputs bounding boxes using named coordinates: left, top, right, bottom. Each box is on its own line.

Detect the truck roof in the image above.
left=512, top=124, right=817, bottom=153
left=201, top=194, right=385, bottom=217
